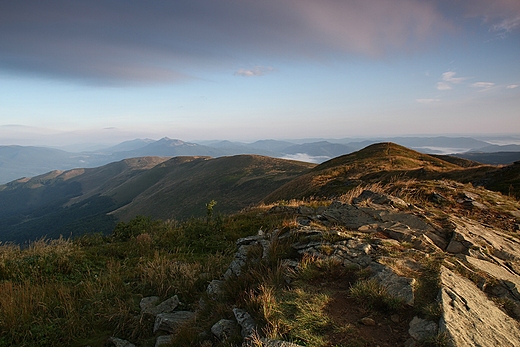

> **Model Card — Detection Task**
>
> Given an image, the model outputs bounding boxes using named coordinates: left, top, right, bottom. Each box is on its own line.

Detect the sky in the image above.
left=1, top=0, right=519, bottom=147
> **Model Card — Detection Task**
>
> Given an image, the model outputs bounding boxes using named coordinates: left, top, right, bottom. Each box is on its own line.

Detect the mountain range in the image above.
left=1, top=142, right=519, bottom=244
left=2, top=136, right=520, bottom=185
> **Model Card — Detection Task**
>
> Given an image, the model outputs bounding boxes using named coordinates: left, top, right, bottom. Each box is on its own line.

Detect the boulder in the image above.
left=153, top=311, right=196, bottom=334
left=207, top=279, right=225, bottom=299
left=439, top=267, right=520, bottom=347
left=211, top=319, right=239, bottom=340
left=370, top=263, right=416, bottom=306
left=141, top=295, right=180, bottom=316
left=408, top=316, right=438, bottom=341
left=233, top=308, right=256, bottom=338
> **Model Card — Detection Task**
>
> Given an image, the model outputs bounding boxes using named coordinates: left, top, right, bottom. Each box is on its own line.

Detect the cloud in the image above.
left=464, top=0, right=520, bottom=37
left=471, top=82, right=495, bottom=90
left=416, top=98, right=441, bottom=104
left=0, top=0, right=451, bottom=85
left=507, top=84, right=519, bottom=89
left=234, top=66, right=274, bottom=77
left=436, top=71, right=467, bottom=90
left=441, top=71, right=466, bottom=84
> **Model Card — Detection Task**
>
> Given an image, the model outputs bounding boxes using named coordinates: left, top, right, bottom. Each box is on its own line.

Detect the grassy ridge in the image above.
left=0, top=209, right=292, bottom=347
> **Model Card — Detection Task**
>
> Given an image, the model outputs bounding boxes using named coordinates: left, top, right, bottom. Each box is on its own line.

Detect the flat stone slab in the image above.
left=439, top=267, right=520, bottom=347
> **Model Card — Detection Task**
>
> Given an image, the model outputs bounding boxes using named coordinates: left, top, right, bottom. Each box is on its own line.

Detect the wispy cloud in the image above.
left=465, top=0, right=520, bottom=38
left=416, top=98, right=441, bottom=104
left=442, top=71, right=466, bottom=84
left=507, top=84, right=519, bottom=89
left=234, top=66, right=274, bottom=77
left=471, top=82, right=495, bottom=91
left=436, top=71, right=467, bottom=90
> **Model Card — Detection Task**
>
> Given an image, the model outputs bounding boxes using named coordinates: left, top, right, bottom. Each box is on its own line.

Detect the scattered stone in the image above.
left=408, top=316, right=438, bottom=341
left=211, top=319, right=239, bottom=340
left=390, top=314, right=400, bottom=323
left=153, top=311, right=196, bottom=334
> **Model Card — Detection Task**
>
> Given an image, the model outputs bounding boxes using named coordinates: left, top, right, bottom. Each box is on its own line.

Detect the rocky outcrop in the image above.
left=165, top=189, right=520, bottom=346
left=439, top=267, right=520, bottom=347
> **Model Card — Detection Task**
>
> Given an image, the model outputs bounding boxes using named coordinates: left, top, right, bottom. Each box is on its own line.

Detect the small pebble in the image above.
left=360, top=317, right=376, bottom=326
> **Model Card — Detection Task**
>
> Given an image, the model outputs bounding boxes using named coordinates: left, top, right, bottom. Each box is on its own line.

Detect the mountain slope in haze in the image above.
left=454, top=151, right=520, bottom=165
left=0, top=145, right=96, bottom=184
left=0, top=155, right=314, bottom=243
left=0, top=157, right=171, bottom=243
left=281, top=141, right=353, bottom=157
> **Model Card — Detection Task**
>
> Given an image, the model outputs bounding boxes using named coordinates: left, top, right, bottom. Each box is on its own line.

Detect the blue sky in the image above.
left=1, top=0, right=519, bottom=146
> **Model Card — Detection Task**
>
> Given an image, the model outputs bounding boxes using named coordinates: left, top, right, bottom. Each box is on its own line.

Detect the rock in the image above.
left=404, top=337, right=416, bottom=347
left=359, top=317, right=376, bottom=326
left=439, top=267, right=520, bottom=346
left=142, top=295, right=180, bottom=316
left=155, top=335, right=173, bottom=347
left=370, top=263, right=416, bottom=305
left=224, top=244, right=253, bottom=279
left=140, top=296, right=160, bottom=312
left=211, top=319, right=239, bottom=340
left=207, top=279, right=225, bottom=298
left=107, top=337, right=136, bottom=347
left=321, top=202, right=380, bottom=229
left=464, top=256, right=520, bottom=301
left=446, top=216, right=520, bottom=260
left=353, top=190, right=408, bottom=209
left=408, top=316, right=438, bottom=341
left=446, top=231, right=472, bottom=254
left=298, top=205, right=315, bottom=216
left=153, top=311, right=196, bottom=334
left=233, top=308, right=256, bottom=338
left=430, top=192, right=448, bottom=204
